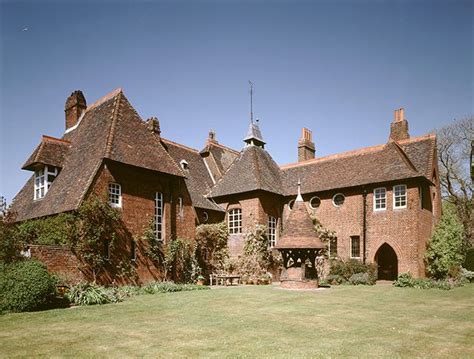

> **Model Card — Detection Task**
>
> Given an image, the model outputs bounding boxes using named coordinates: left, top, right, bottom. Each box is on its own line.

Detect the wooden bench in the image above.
left=209, top=274, right=241, bottom=286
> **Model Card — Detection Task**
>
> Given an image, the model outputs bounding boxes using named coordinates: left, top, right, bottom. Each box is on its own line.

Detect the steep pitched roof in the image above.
left=161, top=138, right=224, bottom=212
left=209, top=145, right=284, bottom=198
left=22, top=136, right=70, bottom=170
left=200, top=141, right=239, bottom=181
left=12, top=89, right=184, bottom=221
left=275, top=196, right=324, bottom=249
left=281, top=134, right=436, bottom=196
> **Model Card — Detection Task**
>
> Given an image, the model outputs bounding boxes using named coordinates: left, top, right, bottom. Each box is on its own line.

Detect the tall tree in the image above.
left=437, top=117, right=473, bottom=248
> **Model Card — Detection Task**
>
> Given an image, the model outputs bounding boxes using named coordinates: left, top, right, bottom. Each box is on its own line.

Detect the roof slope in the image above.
left=209, top=145, right=284, bottom=198
left=12, top=89, right=183, bottom=221
left=161, top=139, right=224, bottom=212
left=281, top=135, right=435, bottom=196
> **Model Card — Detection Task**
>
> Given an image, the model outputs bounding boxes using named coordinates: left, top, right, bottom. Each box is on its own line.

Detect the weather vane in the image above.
left=248, top=80, right=254, bottom=124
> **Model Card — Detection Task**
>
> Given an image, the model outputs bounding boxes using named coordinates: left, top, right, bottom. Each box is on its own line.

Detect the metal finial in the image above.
left=296, top=177, right=303, bottom=202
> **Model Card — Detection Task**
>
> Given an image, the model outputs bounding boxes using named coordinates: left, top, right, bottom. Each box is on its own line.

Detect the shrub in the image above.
left=328, top=259, right=376, bottom=285
left=393, top=272, right=464, bottom=290
left=460, top=267, right=474, bottom=283
left=66, top=282, right=124, bottom=306
left=140, top=281, right=209, bottom=295
left=0, top=211, right=22, bottom=263
left=16, top=213, right=76, bottom=246
left=195, top=222, right=229, bottom=277
left=464, top=248, right=474, bottom=271
left=0, top=260, right=57, bottom=312
left=325, top=274, right=346, bottom=285
left=348, top=272, right=372, bottom=285
left=425, top=203, right=464, bottom=279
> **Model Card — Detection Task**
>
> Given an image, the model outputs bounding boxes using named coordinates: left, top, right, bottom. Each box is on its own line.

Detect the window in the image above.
left=180, top=159, right=188, bottom=170
left=309, top=196, right=321, bottom=209
left=34, top=165, right=58, bottom=200
left=228, top=208, right=242, bottom=234
left=288, top=199, right=295, bottom=210
left=131, top=240, right=136, bottom=262
left=154, top=192, right=164, bottom=241
left=178, top=197, right=184, bottom=219
left=393, top=184, right=407, bottom=209
left=350, top=236, right=360, bottom=258
left=373, top=187, right=387, bottom=211
left=268, top=216, right=277, bottom=248
left=332, top=193, right=345, bottom=207
left=108, top=183, right=122, bottom=208
left=202, top=211, right=209, bottom=223
left=329, top=237, right=338, bottom=258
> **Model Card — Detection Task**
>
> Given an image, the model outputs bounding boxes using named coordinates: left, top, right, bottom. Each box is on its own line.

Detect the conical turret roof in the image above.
left=275, top=183, right=325, bottom=249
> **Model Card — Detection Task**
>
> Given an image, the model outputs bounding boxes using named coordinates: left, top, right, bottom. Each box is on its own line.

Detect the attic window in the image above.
left=180, top=160, right=189, bottom=170
left=34, top=165, right=58, bottom=200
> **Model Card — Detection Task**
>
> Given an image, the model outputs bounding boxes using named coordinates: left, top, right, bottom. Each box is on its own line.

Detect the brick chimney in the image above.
left=146, top=117, right=161, bottom=137
left=65, top=90, right=87, bottom=130
left=389, top=108, right=410, bottom=141
left=298, top=128, right=315, bottom=162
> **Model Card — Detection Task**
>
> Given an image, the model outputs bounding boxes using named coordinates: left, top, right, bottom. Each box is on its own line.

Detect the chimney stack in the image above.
left=146, top=117, right=161, bottom=137
left=389, top=108, right=410, bottom=142
left=65, top=90, right=87, bottom=130
left=298, top=128, right=316, bottom=162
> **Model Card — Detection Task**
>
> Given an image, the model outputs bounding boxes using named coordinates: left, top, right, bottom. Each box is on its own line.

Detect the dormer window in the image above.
left=34, top=165, right=58, bottom=200
left=180, top=160, right=189, bottom=170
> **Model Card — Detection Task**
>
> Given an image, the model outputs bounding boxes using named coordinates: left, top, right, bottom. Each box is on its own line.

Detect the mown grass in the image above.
left=0, top=284, right=473, bottom=358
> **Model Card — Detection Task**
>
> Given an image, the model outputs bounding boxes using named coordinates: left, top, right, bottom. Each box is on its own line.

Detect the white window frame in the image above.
left=288, top=199, right=295, bottom=211
left=228, top=208, right=242, bottom=234
left=309, top=196, right=321, bottom=210
left=328, top=237, right=338, bottom=258
left=393, top=184, right=407, bottom=209
left=34, top=165, right=58, bottom=200
left=154, top=192, right=164, bottom=242
left=268, top=216, right=277, bottom=248
left=108, top=183, right=122, bottom=208
left=350, top=236, right=361, bottom=259
left=332, top=193, right=345, bottom=207
left=373, top=187, right=387, bottom=211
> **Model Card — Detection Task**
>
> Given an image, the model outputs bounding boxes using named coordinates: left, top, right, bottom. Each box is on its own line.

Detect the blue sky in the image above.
left=1, top=0, right=472, bottom=204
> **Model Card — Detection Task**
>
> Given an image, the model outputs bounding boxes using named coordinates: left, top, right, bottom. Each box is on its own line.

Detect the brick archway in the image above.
left=374, top=243, right=398, bottom=280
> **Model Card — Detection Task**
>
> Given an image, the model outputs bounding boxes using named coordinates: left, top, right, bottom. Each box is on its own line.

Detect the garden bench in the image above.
left=209, top=274, right=241, bottom=286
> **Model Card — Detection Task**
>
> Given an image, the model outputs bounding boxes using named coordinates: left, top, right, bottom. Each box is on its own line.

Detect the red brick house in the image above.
left=11, top=89, right=441, bottom=281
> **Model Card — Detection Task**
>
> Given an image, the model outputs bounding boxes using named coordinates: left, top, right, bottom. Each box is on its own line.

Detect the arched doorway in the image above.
left=375, top=243, right=398, bottom=280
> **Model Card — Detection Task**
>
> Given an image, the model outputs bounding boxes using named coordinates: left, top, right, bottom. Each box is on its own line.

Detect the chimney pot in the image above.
left=298, top=127, right=316, bottom=162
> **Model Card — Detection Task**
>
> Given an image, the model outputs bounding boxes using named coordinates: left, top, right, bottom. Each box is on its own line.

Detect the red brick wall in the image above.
left=83, top=160, right=197, bottom=284
left=29, top=244, right=86, bottom=284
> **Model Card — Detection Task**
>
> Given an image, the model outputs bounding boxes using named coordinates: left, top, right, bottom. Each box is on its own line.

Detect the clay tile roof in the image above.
left=11, top=88, right=184, bottom=221
left=209, top=145, right=284, bottom=198
left=161, top=138, right=224, bottom=212
left=275, top=199, right=325, bottom=249
left=281, top=135, right=436, bottom=196
left=22, top=136, right=71, bottom=170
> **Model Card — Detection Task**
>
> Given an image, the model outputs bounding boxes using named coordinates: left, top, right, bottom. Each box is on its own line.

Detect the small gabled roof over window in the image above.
left=22, top=135, right=70, bottom=171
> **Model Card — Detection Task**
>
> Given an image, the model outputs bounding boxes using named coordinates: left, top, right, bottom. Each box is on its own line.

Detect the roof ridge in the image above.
left=281, top=133, right=436, bottom=170
left=42, top=135, right=71, bottom=145
left=208, top=141, right=240, bottom=154
left=86, top=88, right=123, bottom=113
left=161, top=137, right=200, bottom=154
left=105, top=91, right=123, bottom=158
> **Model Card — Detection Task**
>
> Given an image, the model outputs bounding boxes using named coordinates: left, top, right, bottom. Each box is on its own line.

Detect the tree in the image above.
left=437, top=116, right=473, bottom=248
left=425, top=203, right=464, bottom=279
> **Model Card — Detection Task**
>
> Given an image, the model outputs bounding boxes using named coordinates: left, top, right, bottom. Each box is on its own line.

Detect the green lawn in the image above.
left=0, top=284, right=473, bottom=358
